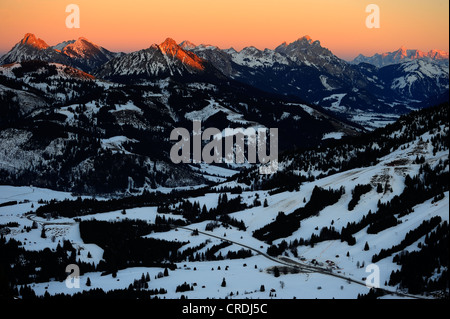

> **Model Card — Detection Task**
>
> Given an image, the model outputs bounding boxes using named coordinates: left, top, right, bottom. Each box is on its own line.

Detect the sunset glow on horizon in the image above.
left=0, top=0, right=448, bottom=60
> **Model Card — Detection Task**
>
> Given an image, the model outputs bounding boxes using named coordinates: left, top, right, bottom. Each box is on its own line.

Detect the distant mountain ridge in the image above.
left=350, top=46, right=449, bottom=68
left=178, top=36, right=449, bottom=127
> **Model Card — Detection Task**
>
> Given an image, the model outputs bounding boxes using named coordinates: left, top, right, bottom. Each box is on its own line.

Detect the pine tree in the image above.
left=86, top=277, right=91, bottom=286
left=221, top=278, right=226, bottom=287
left=40, top=226, right=46, bottom=239
left=273, top=267, right=280, bottom=277
left=364, top=241, right=370, bottom=251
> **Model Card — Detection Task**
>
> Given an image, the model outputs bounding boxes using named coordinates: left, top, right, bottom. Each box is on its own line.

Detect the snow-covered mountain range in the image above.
left=0, top=33, right=123, bottom=72
left=0, top=33, right=448, bottom=301
left=351, top=46, right=449, bottom=68
left=1, top=33, right=448, bottom=127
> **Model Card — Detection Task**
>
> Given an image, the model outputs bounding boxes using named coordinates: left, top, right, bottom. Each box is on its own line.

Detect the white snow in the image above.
left=2, top=121, right=448, bottom=299
left=322, top=132, right=345, bottom=140
left=100, top=136, right=137, bottom=154
left=109, top=101, right=143, bottom=114
left=319, top=75, right=335, bottom=90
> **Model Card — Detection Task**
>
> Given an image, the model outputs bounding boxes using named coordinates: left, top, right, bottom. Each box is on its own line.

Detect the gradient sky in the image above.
left=0, top=0, right=448, bottom=60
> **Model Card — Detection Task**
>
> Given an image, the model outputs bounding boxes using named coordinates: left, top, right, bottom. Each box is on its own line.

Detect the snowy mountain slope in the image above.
left=183, top=36, right=448, bottom=127
left=0, top=61, right=95, bottom=82
left=60, top=37, right=123, bottom=72
left=0, top=60, right=101, bottom=109
left=0, top=58, right=363, bottom=194
left=1, top=103, right=448, bottom=299
left=0, top=83, right=47, bottom=117
left=378, top=59, right=449, bottom=101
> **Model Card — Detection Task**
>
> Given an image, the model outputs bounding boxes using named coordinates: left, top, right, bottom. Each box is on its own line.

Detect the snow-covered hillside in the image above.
left=1, top=103, right=448, bottom=299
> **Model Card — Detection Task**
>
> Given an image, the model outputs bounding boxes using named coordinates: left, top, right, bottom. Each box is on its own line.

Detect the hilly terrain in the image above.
left=0, top=33, right=448, bottom=300
left=1, top=33, right=448, bottom=129
left=0, top=102, right=448, bottom=299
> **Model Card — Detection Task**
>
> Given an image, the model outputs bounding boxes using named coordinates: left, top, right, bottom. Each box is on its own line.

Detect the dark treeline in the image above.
left=157, top=193, right=248, bottom=229
left=266, top=160, right=449, bottom=256
left=267, top=225, right=347, bottom=257
left=204, top=242, right=231, bottom=261
left=372, top=216, right=442, bottom=263
left=388, top=221, right=449, bottom=294
left=348, top=184, right=372, bottom=211
left=176, top=282, right=194, bottom=293
left=342, top=160, right=448, bottom=239
left=34, top=183, right=218, bottom=219
left=174, top=242, right=208, bottom=262
left=253, top=186, right=344, bottom=243
left=367, top=161, right=448, bottom=235
left=226, top=249, right=253, bottom=260
left=33, top=181, right=251, bottom=221
left=357, top=288, right=387, bottom=299
left=0, top=235, right=96, bottom=298
left=35, top=286, right=168, bottom=300
left=79, top=220, right=184, bottom=273
left=35, top=191, right=167, bottom=218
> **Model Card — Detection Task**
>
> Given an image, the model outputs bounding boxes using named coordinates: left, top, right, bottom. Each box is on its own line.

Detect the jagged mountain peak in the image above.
left=240, top=46, right=261, bottom=53
left=297, top=35, right=313, bottom=43
left=62, top=37, right=101, bottom=58
left=159, top=38, right=179, bottom=54
left=291, top=35, right=321, bottom=47
left=157, top=38, right=206, bottom=71
left=19, top=33, right=49, bottom=49
left=275, top=35, right=324, bottom=54
left=73, top=37, right=100, bottom=49
left=428, top=49, right=449, bottom=60
left=352, top=47, right=449, bottom=68
left=179, top=40, right=197, bottom=50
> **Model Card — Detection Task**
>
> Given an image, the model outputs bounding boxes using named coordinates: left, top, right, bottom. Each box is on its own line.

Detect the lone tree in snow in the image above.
left=273, top=267, right=280, bottom=278
left=364, top=241, right=370, bottom=251
left=40, top=226, right=46, bottom=239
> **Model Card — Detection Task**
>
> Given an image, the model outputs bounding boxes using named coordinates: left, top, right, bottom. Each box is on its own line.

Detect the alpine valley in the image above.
left=0, top=33, right=448, bottom=300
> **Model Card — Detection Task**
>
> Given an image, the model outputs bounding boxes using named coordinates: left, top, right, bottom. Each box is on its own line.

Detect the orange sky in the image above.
left=0, top=0, right=448, bottom=60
